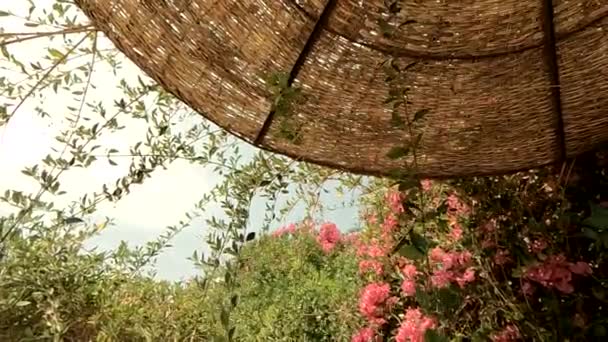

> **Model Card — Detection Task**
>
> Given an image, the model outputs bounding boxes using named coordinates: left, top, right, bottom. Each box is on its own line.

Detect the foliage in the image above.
left=230, top=225, right=362, bottom=341
left=344, top=153, right=608, bottom=341
left=263, top=71, right=305, bottom=144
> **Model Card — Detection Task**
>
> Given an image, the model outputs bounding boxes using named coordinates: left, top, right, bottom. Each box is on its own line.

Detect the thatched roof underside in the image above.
left=75, top=0, right=608, bottom=177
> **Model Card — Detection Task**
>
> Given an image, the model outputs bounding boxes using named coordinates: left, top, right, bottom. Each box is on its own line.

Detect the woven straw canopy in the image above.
left=75, top=0, right=608, bottom=177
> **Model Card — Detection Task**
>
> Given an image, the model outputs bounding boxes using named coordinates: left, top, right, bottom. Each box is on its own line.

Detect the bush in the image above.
left=1, top=151, right=606, bottom=341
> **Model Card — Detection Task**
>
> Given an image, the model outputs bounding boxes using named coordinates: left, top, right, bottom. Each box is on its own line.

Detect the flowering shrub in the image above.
left=3, top=153, right=606, bottom=341
left=317, top=222, right=342, bottom=253
left=340, top=161, right=606, bottom=341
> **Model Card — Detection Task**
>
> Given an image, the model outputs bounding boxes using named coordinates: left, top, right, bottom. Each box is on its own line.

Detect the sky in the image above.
left=0, top=0, right=361, bottom=280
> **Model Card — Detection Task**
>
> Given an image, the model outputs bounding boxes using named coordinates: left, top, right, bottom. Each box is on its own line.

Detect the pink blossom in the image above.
left=491, top=324, right=521, bottom=342
left=420, top=179, right=433, bottom=192
left=456, top=251, right=472, bottom=266
left=440, top=252, right=458, bottom=269
left=455, top=267, right=476, bottom=288
left=494, top=249, right=511, bottom=266
left=446, top=193, right=469, bottom=217
left=366, top=212, right=378, bottom=225
left=431, top=249, right=471, bottom=270
left=395, top=308, right=436, bottom=342
left=344, top=232, right=360, bottom=245
left=359, top=260, right=384, bottom=276
left=317, top=222, right=341, bottom=253
left=386, top=296, right=399, bottom=308
left=525, top=254, right=579, bottom=294
left=366, top=240, right=390, bottom=258
left=528, top=238, right=549, bottom=254
left=481, top=237, right=496, bottom=250
left=355, top=241, right=368, bottom=257
left=449, top=224, right=463, bottom=241
left=524, top=254, right=594, bottom=294
left=352, top=327, right=376, bottom=342
left=358, top=282, right=392, bottom=325
left=272, top=223, right=296, bottom=237
left=401, top=279, right=417, bottom=296
left=429, top=247, right=445, bottom=263
left=430, top=270, right=453, bottom=289
left=386, top=190, right=404, bottom=214
left=569, top=261, right=592, bottom=276
left=521, top=281, right=535, bottom=297
left=382, top=213, right=399, bottom=234
left=402, top=264, right=418, bottom=279
left=555, top=278, right=574, bottom=294
left=482, top=219, right=497, bottom=233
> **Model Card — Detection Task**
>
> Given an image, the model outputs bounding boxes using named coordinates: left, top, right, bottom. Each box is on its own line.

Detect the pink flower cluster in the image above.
left=420, top=179, right=433, bottom=192
left=449, top=223, right=463, bottom=242
left=359, top=259, right=384, bottom=276
left=479, top=219, right=498, bottom=250
left=351, top=327, right=378, bottom=342
left=524, top=254, right=592, bottom=294
left=356, top=238, right=391, bottom=259
left=527, top=237, right=549, bottom=254
left=358, top=282, right=396, bottom=326
left=355, top=189, right=405, bottom=275
left=395, top=307, right=437, bottom=342
left=355, top=236, right=393, bottom=275
left=491, top=324, right=521, bottom=342
left=386, top=190, right=405, bottom=214
left=272, top=223, right=296, bottom=237
left=446, top=193, right=469, bottom=217
left=400, top=263, right=419, bottom=297
left=493, top=249, right=511, bottom=266
left=429, top=247, right=476, bottom=289
left=382, top=213, right=399, bottom=235
left=317, top=222, right=342, bottom=253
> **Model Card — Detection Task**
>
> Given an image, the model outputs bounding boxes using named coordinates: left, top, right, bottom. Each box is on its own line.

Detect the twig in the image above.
left=0, top=25, right=95, bottom=47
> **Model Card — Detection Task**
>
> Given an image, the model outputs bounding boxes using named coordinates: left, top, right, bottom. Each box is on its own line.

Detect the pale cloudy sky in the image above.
left=0, top=0, right=360, bottom=280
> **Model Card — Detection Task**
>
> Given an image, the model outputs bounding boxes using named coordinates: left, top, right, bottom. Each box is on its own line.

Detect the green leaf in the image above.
left=399, top=19, right=417, bottom=27
left=398, top=244, right=425, bottom=260
left=410, top=232, right=430, bottom=254
left=63, top=217, right=84, bottom=224
left=0, top=10, right=11, bottom=16
left=398, top=177, right=419, bottom=192
left=414, top=109, right=429, bottom=122
left=15, top=301, right=31, bottom=307
left=377, top=18, right=394, bottom=37
left=391, top=110, right=406, bottom=128
left=388, top=168, right=410, bottom=180
left=583, top=203, right=608, bottom=231
left=48, top=48, right=63, bottom=59
left=581, top=227, right=600, bottom=241
left=387, top=146, right=410, bottom=160
left=425, top=330, right=449, bottom=342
